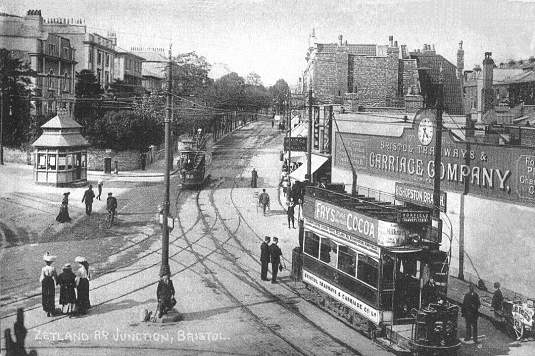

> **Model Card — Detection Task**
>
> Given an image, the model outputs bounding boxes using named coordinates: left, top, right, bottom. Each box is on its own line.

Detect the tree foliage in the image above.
left=269, top=79, right=290, bottom=114
left=0, top=48, right=36, bottom=147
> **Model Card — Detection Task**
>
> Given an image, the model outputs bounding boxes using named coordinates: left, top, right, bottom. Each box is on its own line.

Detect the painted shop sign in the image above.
left=395, top=182, right=447, bottom=212
left=303, top=197, right=407, bottom=247
left=284, top=137, right=307, bottom=152
left=334, top=109, right=535, bottom=205
left=303, top=270, right=381, bottom=324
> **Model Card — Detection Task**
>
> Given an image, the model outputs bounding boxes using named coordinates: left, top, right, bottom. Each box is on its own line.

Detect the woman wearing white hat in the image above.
left=75, top=256, right=91, bottom=315
left=40, top=252, right=58, bottom=316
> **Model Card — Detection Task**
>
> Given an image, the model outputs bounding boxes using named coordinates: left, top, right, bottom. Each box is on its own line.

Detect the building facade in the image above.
left=0, top=10, right=77, bottom=114
left=129, top=48, right=167, bottom=94
left=43, top=19, right=117, bottom=90
left=112, top=47, right=145, bottom=96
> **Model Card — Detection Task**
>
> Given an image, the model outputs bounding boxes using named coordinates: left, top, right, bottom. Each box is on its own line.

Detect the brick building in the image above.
left=0, top=10, right=77, bottom=115
left=42, top=19, right=117, bottom=90
left=302, top=31, right=463, bottom=115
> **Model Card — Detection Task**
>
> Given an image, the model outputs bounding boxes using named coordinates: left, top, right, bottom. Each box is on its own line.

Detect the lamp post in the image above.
left=306, top=89, right=313, bottom=183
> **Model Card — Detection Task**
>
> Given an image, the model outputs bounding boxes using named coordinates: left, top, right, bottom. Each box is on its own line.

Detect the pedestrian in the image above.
left=56, top=192, right=71, bottom=223
left=97, top=180, right=103, bottom=200
left=81, top=185, right=95, bottom=216
left=287, top=198, right=295, bottom=229
left=57, top=264, right=76, bottom=315
left=491, top=282, right=504, bottom=319
left=461, top=283, right=481, bottom=344
left=269, top=237, right=283, bottom=284
left=260, top=236, right=271, bottom=281
left=282, top=177, right=289, bottom=197
left=74, top=256, right=91, bottom=315
left=272, top=120, right=274, bottom=128
left=251, top=168, right=258, bottom=188
left=258, top=189, right=270, bottom=216
left=157, top=266, right=176, bottom=318
left=40, top=252, right=58, bottom=317
left=107, top=192, right=118, bottom=225
left=140, top=152, right=146, bottom=170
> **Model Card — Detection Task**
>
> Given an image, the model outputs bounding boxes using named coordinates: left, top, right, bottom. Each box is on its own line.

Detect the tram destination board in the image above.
left=284, top=137, right=307, bottom=152
left=398, top=211, right=431, bottom=223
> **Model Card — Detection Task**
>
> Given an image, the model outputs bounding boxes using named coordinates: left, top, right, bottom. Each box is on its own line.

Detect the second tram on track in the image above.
left=177, top=133, right=212, bottom=188
left=297, top=186, right=460, bottom=355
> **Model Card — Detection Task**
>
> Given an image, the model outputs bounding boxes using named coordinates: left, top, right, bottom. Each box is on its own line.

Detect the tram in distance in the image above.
left=298, top=186, right=460, bottom=355
left=177, top=132, right=212, bottom=188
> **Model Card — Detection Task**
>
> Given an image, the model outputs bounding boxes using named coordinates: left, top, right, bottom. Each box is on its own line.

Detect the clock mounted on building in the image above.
left=418, top=117, right=434, bottom=146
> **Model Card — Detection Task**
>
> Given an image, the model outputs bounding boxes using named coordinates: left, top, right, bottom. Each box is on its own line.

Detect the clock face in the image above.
left=418, top=117, right=434, bottom=146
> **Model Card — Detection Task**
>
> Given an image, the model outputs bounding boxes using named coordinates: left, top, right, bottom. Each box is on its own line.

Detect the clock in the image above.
left=418, top=117, right=434, bottom=146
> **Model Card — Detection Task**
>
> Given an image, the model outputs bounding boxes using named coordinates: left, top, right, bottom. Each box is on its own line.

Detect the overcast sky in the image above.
left=2, top=0, right=535, bottom=86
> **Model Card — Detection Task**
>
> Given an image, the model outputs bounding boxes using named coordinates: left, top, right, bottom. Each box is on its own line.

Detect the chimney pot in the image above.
left=338, top=34, right=343, bottom=46
left=394, top=40, right=398, bottom=47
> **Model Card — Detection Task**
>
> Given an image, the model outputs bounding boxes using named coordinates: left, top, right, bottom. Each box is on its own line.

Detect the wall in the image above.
left=3, top=147, right=33, bottom=165
left=87, top=149, right=142, bottom=171
left=351, top=54, right=399, bottom=107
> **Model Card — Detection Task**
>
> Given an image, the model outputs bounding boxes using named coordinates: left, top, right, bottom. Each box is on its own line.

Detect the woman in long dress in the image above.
left=56, top=192, right=71, bottom=223
left=75, top=258, right=91, bottom=315
left=156, top=269, right=176, bottom=318
left=40, top=252, right=58, bottom=317
left=57, top=264, right=76, bottom=315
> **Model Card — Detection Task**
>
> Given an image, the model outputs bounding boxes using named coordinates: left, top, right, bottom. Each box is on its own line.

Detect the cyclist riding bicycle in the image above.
left=106, top=192, right=118, bottom=224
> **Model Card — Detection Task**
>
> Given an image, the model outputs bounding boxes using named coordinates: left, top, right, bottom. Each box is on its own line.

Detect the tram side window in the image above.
left=382, top=255, right=395, bottom=290
left=337, top=245, right=357, bottom=276
left=319, top=237, right=338, bottom=268
left=357, top=254, right=379, bottom=287
left=303, top=231, right=319, bottom=258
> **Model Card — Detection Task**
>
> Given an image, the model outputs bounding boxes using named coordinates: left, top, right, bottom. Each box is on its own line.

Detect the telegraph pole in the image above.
left=306, top=89, right=313, bottom=183
left=0, top=88, right=4, bottom=165
left=287, top=92, right=291, bottom=177
left=160, top=45, right=172, bottom=277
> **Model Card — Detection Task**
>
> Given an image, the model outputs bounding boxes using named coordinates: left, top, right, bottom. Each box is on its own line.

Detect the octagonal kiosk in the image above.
left=32, top=109, right=90, bottom=186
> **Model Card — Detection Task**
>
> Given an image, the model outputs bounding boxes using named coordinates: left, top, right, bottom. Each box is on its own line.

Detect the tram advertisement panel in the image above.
left=303, top=197, right=407, bottom=247
left=333, top=109, right=535, bottom=206
left=303, top=270, right=381, bottom=324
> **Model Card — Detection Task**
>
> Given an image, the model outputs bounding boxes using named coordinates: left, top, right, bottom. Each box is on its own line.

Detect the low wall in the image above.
left=3, top=147, right=32, bottom=165
left=87, top=149, right=142, bottom=171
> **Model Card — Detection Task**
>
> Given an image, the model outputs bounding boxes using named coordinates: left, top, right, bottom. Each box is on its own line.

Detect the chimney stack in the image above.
left=401, top=44, right=408, bottom=59
left=389, top=35, right=394, bottom=47
left=456, top=41, right=464, bottom=80
left=338, top=34, right=343, bottom=46
left=477, top=52, right=495, bottom=118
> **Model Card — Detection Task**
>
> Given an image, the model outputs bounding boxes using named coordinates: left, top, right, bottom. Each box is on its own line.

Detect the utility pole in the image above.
left=306, top=89, right=313, bottom=183
left=160, top=45, right=172, bottom=277
left=287, top=91, right=291, bottom=177
left=432, top=71, right=444, bottom=245
left=0, top=88, right=4, bottom=165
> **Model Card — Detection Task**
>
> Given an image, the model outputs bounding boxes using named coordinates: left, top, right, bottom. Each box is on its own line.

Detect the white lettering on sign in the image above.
left=303, top=270, right=381, bottom=324
left=377, top=221, right=406, bottom=247
left=314, top=200, right=377, bottom=241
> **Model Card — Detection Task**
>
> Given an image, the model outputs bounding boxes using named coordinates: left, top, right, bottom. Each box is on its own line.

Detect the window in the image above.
left=58, top=154, right=67, bottom=170
left=357, top=254, right=378, bottom=287
left=97, top=51, right=102, bottom=65
left=382, top=255, right=395, bottom=289
left=81, top=153, right=86, bottom=168
left=105, top=71, right=109, bottom=86
left=337, top=245, right=356, bottom=276
left=106, top=54, right=110, bottom=67
left=89, top=49, right=94, bottom=63
left=67, top=155, right=73, bottom=169
left=303, top=231, right=319, bottom=258
left=38, top=154, right=46, bottom=169
left=48, top=155, right=57, bottom=170
left=319, top=237, right=338, bottom=268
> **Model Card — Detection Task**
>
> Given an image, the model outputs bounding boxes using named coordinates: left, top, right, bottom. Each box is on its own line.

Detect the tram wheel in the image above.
left=513, top=318, right=524, bottom=340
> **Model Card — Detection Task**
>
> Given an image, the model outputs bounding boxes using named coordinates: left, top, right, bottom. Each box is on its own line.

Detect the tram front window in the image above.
left=357, top=254, right=378, bottom=287
left=337, top=246, right=356, bottom=276
left=303, top=231, right=319, bottom=258
left=319, top=237, right=338, bottom=268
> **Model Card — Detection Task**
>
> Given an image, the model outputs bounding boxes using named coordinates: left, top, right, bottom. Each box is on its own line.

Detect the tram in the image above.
left=177, top=133, right=212, bottom=188
left=298, top=186, right=460, bottom=355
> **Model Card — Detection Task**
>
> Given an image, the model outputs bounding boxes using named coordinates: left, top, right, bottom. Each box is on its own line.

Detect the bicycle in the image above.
left=105, top=209, right=116, bottom=228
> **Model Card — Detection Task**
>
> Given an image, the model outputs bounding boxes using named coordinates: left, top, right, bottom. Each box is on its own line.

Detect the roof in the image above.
left=129, top=50, right=167, bottom=62
left=41, top=112, right=82, bottom=129
left=32, top=131, right=90, bottom=147
left=142, top=62, right=165, bottom=78
left=115, top=47, right=145, bottom=60
left=508, top=71, right=535, bottom=84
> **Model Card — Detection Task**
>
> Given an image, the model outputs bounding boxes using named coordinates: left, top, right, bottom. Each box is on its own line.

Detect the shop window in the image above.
left=319, top=237, right=337, bottom=268
left=303, top=231, right=319, bottom=258
left=357, top=254, right=378, bottom=288
left=38, top=154, right=46, bottom=169
left=48, top=155, right=56, bottom=170
left=58, top=154, right=67, bottom=170
left=337, top=245, right=356, bottom=276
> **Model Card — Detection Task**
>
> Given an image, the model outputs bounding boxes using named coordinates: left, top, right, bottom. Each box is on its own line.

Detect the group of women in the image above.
left=40, top=252, right=91, bottom=317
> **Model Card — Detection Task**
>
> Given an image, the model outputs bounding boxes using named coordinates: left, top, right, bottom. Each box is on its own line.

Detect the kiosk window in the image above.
left=303, top=231, right=319, bottom=258
left=319, top=237, right=338, bottom=268
left=38, top=154, right=46, bottom=169
left=58, top=154, right=66, bottom=170
left=338, top=245, right=357, bottom=276
left=358, top=254, right=378, bottom=287
left=48, top=155, right=56, bottom=170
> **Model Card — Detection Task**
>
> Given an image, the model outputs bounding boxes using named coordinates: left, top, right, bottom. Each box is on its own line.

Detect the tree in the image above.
left=0, top=48, right=35, bottom=147
left=75, top=69, right=103, bottom=98
left=246, top=72, right=263, bottom=86
left=74, top=69, right=104, bottom=136
left=212, top=72, right=246, bottom=110
left=269, top=79, right=290, bottom=114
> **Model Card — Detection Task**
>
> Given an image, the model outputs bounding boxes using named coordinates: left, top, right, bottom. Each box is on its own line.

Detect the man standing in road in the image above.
left=461, top=283, right=481, bottom=344
left=258, top=189, right=270, bottom=216
left=260, top=236, right=271, bottom=281
left=251, top=168, right=258, bottom=188
left=269, top=237, right=282, bottom=284
left=106, top=192, right=118, bottom=224
left=97, top=180, right=103, bottom=200
left=81, top=185, right=95, bottom=216
left=287, top=198, right=295, bottom=229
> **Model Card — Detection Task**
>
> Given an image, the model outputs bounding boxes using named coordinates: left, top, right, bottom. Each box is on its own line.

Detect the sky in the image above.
left=2, top=0, right=535, bottom=86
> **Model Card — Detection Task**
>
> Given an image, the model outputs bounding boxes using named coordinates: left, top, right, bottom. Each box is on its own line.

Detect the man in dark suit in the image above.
left=81, top=185, right=95, bottom=216
left=260, top=236, right=270, bottom=281
left=462, top=283, right=481, bottom=344
left=269, top=237, right=283, bottom=284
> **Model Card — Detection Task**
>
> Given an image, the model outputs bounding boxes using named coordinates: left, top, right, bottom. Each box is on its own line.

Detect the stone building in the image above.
left=129, top=48, right=167, bottom=94
left=42, top=19, right=117, bottom=90
left=112, top=47, right=145, bottom=96
left=0, top=10, right=77, bottom=115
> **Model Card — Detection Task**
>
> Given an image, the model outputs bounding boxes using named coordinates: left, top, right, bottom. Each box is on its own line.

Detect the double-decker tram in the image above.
left=177, top=133, right=212, bottom=188
left=299, top=186, right=460, bottom=355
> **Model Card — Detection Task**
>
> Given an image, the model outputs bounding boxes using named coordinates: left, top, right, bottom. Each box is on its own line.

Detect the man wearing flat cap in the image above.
left=157, top=266, right=176, bottom=318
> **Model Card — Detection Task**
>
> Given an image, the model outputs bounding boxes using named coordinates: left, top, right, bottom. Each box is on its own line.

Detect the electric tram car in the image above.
left=298, top=186, right=460, bottom=355
left=177, top=133, right=212, bottom=188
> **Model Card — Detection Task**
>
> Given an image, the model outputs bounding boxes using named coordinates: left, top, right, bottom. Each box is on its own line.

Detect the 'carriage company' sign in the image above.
left=334, top=109, right=535, bottom=206
left=303, top=197, right=407, bottom=247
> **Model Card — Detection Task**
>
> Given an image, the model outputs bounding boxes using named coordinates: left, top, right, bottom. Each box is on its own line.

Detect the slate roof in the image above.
left=32, top=132, right=90, bottom=147
left=41, top=113, right=82, bottom=129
